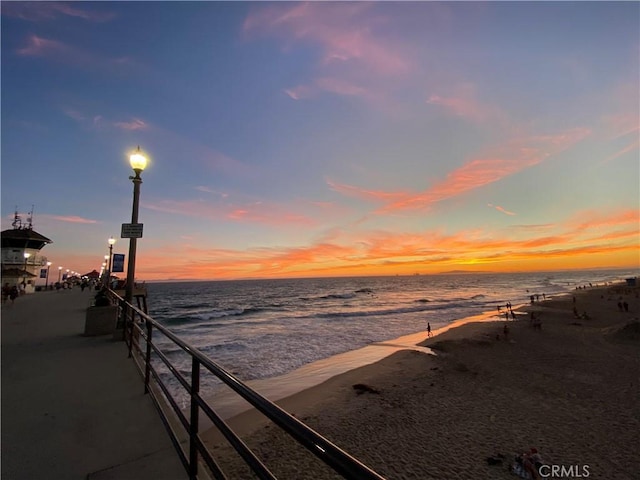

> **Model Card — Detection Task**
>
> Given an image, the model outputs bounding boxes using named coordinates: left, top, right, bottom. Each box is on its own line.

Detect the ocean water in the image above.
left=146, top=269, right=636, bottom=406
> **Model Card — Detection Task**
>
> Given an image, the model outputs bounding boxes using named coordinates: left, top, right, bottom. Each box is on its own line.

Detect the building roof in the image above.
left=1, top=228, right=52, bottom=249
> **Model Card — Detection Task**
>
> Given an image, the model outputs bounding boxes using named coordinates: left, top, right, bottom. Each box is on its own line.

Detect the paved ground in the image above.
left=1, top=288, right=186, bottom=480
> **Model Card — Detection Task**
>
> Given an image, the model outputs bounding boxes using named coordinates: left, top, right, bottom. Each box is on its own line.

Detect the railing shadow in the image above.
left=106, top=289, right=386, bottom=480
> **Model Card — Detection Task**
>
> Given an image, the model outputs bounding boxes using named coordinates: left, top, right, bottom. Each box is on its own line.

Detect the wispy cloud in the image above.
left=44, top=215, right=99, bottom=224
left=427, top=83, right=510, bottom=128
left=2, top=2, right=115, bottom=22
left=144, top=198, right=316, bottom=228
left=329, top=128, right=590, bottom=213
left=284, top=77, right=371, bottom=101
left=195, top=186, right=229, bottom=198
left=244, top=3, right=411, bottom=76
left=244, top=2, right=412, bottom=104
left=113, top=118, right=148, bottom=131
left=326, top=179, right=408, bottom=203
left=488, top=204, right=516, bottom=216
left=15, top=34, right=138, bottom=71
left=604, top=139, right=640, bottom=163
left=63, top=107, right=149, bottom=133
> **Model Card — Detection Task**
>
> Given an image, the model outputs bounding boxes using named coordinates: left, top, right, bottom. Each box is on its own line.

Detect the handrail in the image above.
left=106, top=288, right=386, bottom=480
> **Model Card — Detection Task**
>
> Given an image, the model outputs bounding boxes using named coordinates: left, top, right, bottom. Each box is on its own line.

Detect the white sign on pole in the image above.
left=121, top=223, right=144, bottom=238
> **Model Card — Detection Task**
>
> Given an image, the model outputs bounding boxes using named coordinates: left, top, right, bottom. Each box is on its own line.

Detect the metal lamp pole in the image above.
left=58, top=266, right=62, bottom=283
left=125, top=146, right=147, bottom=305
left=23, top=252, right=31, bottom=283
left=107, top=237, right=115, bottom=288
left=45, top=262, right=52, bottom=288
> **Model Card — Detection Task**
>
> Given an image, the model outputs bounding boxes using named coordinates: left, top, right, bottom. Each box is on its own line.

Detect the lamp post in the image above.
left=23, top=252, right=31, bottom=283
left=45, top=262, right=52, bottom=288
left=125, top=146, right=148, bottom=304
left=58, top=266, right=63, bottom=283
left=107, top=236, right=116, bottom=288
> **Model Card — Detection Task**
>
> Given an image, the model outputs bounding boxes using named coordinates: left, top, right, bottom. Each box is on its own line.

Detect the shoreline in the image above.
left=198, top=289, right=581, bottom=425
left=197, top=289, right=596, bottom=425
left=201, top=282, right=639, bottom=479
left=197, top=299, right=527, bottom=426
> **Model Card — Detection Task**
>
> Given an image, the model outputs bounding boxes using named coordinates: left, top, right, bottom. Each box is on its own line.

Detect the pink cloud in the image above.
left=244, top=3, right=411, bottom=77
left=16, top=35, right=67, bottom=56
left=488, top=204, right=516, bottom=216
left=46, top=215, right=98, bottom=224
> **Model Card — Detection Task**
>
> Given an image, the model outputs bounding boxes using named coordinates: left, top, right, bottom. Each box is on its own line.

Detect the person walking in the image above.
left=427, top=322, right=432, bottom=338
left=9, top=285, right=19, bottom=305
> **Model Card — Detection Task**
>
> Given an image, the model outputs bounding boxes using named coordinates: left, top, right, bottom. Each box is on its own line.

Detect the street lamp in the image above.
left=23, top=252, right=31, bottom=283
left=45, top=262, right=52, bottom=289
left=107, top=236, right=116, bottom=288
left=125, top=146, right=148, bottom=304
left=58, top=266, right=63, bottom=282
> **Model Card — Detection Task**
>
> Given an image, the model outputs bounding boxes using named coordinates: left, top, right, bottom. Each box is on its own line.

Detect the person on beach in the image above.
left=427, top=322, right=432, bottom=337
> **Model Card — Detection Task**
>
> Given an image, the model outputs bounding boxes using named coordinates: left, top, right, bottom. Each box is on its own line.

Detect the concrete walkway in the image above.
left=1, top=288, right=186, bottom=480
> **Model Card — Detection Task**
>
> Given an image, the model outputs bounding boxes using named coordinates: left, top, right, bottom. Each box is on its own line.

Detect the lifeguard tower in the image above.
left=1, top=208, right=52, bottom=289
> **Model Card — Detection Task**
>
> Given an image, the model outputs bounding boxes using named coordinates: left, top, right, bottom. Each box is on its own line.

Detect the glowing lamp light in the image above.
left=129, top=146, right=148, bottom=173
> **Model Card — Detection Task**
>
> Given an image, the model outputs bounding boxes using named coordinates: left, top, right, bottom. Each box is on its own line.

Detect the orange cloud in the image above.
left=376, top=128, right=590, bottom=213
left=326, top=179, right=408, bottom=203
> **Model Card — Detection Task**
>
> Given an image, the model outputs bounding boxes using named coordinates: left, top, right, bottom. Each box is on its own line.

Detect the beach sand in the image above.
left=201, top=283, right=640, bottom=479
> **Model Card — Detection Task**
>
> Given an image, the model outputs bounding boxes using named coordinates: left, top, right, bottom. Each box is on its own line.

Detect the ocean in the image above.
left=146, top=268, right=637, bottom=407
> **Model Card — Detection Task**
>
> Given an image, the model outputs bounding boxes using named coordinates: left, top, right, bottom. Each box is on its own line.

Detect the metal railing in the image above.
left=107, top=289, right=386, bottom=480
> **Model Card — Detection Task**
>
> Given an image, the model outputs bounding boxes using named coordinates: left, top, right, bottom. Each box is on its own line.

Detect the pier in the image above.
left=1, top=288, right=186, bottom=479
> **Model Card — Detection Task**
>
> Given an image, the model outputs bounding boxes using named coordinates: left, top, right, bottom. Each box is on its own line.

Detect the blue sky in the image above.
left=2, top=2, right=638, bottom=280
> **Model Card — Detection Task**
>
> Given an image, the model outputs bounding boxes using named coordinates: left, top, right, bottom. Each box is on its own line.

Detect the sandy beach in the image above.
left=201, top=282, right=640, bottom=479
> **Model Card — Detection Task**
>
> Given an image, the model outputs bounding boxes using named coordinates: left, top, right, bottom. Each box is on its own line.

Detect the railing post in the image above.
left=144, top=319, right=153, bottom=394
left=127, top=306, right=134, bottom=358
left=189, top=357, right=200, bottom=479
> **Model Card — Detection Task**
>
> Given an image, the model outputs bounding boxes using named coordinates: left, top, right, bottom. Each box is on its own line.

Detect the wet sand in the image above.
left=201, top=283, right=639, bottom=479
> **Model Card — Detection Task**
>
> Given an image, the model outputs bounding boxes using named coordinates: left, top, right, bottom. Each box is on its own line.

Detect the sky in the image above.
left=1, top=1, right=639, bottom=281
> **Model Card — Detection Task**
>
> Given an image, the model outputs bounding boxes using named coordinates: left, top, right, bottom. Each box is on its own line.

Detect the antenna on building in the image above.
left=26, top=205, right=34, bottom=229
left=12, top=207, right=22, bottom=230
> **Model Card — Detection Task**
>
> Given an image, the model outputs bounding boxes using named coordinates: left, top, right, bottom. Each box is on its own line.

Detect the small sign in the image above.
left=121, top=223, right=143, bottom=238
left=112, top=254, right=125, bottom=273
left=40, top=268, right=48, bottom=278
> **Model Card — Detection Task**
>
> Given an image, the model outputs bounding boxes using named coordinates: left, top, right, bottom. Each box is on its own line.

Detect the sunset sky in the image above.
left=2, top=2, right=638, bottom=281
